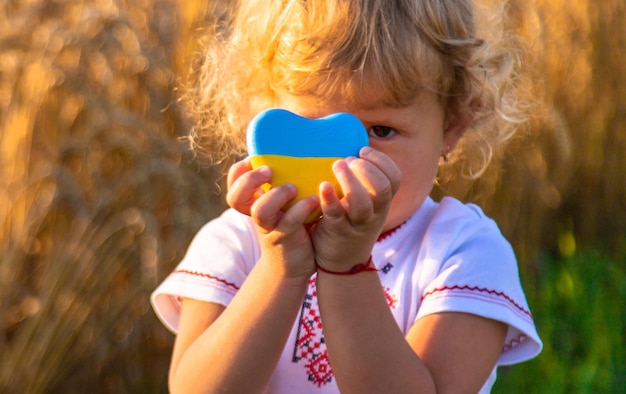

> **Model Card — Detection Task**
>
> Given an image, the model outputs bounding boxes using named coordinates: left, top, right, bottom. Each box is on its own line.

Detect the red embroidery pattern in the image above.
left=421, top=285, right=532, bottom=319
left=292, top=277, right=398, bottom=388
left=376, top=221, right=407, bottom=242
left=172, top=269, right=240, bottom=291
left=384, top=287, right=398, bottom=308
left=503, top=334, right=529, bottom=352
left=293, top=277, right=332, bottom=387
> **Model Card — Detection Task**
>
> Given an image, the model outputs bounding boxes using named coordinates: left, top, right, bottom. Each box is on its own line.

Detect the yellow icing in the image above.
left=250, top=155, right=343, bottom=223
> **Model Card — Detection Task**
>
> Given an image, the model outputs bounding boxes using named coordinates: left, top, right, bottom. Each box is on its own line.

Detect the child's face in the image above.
left=277, top=90, right=463, bottom=232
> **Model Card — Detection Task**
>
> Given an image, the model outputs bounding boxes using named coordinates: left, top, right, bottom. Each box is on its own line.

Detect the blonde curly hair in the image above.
left=186, top=0, right=529, bottom=180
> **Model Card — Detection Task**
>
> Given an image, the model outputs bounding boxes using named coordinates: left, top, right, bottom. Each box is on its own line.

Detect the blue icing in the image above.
left=247, top=108, right=369, bottom=157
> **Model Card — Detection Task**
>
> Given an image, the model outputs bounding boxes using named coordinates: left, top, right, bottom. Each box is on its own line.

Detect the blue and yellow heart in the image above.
left=247, top=108, right=369, bottom=222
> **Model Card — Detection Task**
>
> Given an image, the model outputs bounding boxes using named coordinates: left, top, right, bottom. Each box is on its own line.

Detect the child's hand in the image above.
left=312, top=147, right=401, bottom=272
left=227, top=158, right=319, bottom=279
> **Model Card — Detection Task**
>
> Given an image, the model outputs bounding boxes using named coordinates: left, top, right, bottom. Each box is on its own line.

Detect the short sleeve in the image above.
left=150, top=209, right=259, bottom=333
left=416, top=198, right=542, bottom=366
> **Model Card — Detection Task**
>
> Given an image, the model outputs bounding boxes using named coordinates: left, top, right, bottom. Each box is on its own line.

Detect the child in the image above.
left=152, top=0, right=542, bottom=392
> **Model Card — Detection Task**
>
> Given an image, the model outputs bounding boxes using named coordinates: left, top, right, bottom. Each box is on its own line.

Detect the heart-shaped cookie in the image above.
left=247, top=108, right=369, bottom=222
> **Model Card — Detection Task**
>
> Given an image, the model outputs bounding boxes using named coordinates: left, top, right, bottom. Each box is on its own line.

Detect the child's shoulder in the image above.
left=433, top=196, right=489, bottom=219
left=428, top=196, right=499, bottom=231
left=191, top=208, right=258, bottom=248
left=423, top=196, right=512, bottom=257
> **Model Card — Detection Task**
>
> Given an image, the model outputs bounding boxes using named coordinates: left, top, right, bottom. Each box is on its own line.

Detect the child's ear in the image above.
left=443, top=101, right=477, bottom=151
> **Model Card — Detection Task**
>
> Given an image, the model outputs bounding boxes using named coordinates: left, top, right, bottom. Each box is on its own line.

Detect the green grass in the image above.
left=494, top=248, right=626, bottom=393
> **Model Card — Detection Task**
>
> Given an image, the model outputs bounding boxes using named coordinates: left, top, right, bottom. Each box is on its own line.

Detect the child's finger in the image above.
left=346, top=158, right=395, bottom=214
left=359, top=146, right=402, bottom=196
left=250, top=184, right=297, bottom=233
left=332, top=159, right=375, bottom=223
left=226, top=157, right=252, bottom=190
left=318, top=181, right=346, bottom=222
left=226, top=165, right=273, bottom=215
left=276, top=195, right=320, bottom=233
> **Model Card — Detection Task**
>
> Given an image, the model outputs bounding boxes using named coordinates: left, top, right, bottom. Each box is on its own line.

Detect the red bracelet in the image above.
left=316, top=256, right=378, bottom=275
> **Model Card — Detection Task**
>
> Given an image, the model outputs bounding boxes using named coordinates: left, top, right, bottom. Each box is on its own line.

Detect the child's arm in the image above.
left=169, top=265, right=309, bottom=393
left=408, top=311, right=508, bottom=392
left=168, top=159, right=319, bottom=393
left=317, top=272, right=507, bottom=393
left=314, top=148, right=507, bottom=392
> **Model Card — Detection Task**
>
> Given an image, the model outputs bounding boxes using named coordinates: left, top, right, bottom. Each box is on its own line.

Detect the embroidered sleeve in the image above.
left=417, top=212, right=542, bottom=366
left=150, top=209, right=258, bottom=333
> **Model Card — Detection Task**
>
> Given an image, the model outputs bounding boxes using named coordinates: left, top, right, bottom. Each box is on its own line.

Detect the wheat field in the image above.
left=0, top=1, right=624, bottom=393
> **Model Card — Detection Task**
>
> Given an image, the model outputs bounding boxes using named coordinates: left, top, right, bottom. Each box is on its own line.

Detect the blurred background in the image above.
left=0, top=0, right=623, bottom=393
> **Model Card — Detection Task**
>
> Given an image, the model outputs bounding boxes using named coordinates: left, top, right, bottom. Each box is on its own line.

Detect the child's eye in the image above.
left=368, top=125, right=397, bottom=139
